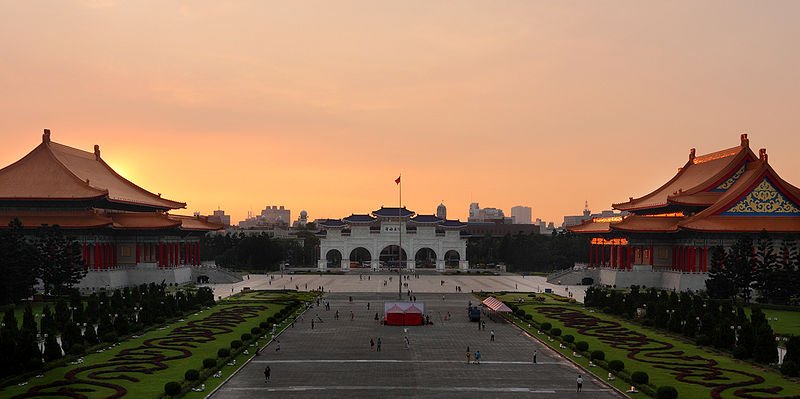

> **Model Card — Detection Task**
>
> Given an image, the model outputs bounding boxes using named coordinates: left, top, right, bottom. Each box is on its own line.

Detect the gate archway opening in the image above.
left=349, top=247, right=372, bottom=268
left=444, top=250, right=460, bottom=268
left=379, top=245, right=407, bottom=268
left=326, top=249, right=342, bottom=268
left=415, top=248, right=437, bottom=268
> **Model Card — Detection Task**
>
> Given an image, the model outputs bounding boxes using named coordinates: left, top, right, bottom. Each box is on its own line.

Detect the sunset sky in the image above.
left=1, top=1, right=798, bottom=225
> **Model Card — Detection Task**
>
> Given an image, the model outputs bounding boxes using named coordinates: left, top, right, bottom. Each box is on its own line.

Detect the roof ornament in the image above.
left=759, top=148, right=768, bottom=163
left=740, top=133, right=749, bottom=147
left=42, top=129, right=51, bottom=143
left=689, top=148, right=695, bottom=162
left=94, top=145, right=101, bottom=160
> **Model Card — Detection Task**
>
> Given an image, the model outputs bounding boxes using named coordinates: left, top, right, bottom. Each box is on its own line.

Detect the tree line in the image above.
left=467, top=231, right=590, bottom=272
left=200, top=224, right=319, bottom=270
left=0, top=219, right=86, bottom=306
left=706, top=233, right=800, bottom=305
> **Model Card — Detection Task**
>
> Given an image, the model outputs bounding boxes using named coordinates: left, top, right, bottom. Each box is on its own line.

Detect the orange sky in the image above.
left=1, top=1, right=799, bottom=225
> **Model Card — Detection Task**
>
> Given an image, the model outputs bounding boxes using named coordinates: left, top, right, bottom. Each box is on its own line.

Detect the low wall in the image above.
left=554, top=268, right=709, bottom=292
left=77, top=266, right=193, bottom=292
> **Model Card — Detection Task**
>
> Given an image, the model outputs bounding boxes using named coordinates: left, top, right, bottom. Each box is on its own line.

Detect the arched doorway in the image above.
left=349, top=247, right=371, bottom=268
left=415, top=248, right=437, bottom=268
left=326, top=249, right=342, bottom=268
left=379, top=245, right=407, bottom=268
left=444, top=250, right=460, bottom=268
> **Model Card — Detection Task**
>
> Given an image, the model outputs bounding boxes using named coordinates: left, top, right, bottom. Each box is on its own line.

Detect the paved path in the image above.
left=208, top=273, right=585, bottom=302
left=211, top=292, right=620, bottom=399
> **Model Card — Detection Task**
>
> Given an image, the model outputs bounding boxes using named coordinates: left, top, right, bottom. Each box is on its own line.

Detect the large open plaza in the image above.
left=211, top=292, right=619, bottom=399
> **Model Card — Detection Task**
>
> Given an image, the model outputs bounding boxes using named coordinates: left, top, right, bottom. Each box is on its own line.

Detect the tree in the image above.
left=750, top=307, right=778, bottom=364
left=35, top=225, right=86, bottom=296
left=753, top=231, right=778, bottom=302
left=706, top=246, right=736, bottom=299
left=729, top=236, right=755, bottom=302
left=43, top=333, right=62, bottom=362
left=0, top=219, right=37, bottom=305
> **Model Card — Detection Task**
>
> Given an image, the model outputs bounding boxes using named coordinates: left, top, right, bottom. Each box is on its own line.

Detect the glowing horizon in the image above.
left=1, top=1, right=798, bottom=225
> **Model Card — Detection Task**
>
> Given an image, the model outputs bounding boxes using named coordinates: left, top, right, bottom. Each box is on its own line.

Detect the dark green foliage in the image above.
left=608, top=360, right=625, bottom=372
left=43, top=334, right=62, bottom=362
left=68, top=343, right=85, bottom=356
left=550, top=328, right=561, bottom=337
left=631, top=371, right=649, bottom=385
left=524, top=314, right=533, bottom=321
left=562, top=334, right=575, bottom=343
left=204, top=232, right=299, bottom=271
left=230, top=340, right=242, bottom=349
left=35, top=226, right=87, bottom=296
left=706, top=246, right=736, bottom=300
left=241, top=333, right=252, bottom=342
left=101, top=332, right=118, bottom=343
left=164, top=381, right=182, bottom=396
left=203, top=358, right=217, bottom=369
left=540, top=322, right=552, bottom=331
left=218, top=348, right=230, bottom=357
left=467, top=231, right=590, bottom=272
left=61, top=321, right=83, bottom=353
left=40, top=305, right=56, bottom=336
left=576, top=341, right=589, bottom=351
left=782, top=336, right=800, bottom=376
left=590, top=350, right=605, bottom=361
left=750, top=307, right=778, bottom=364
left=259, top=322, right=269, bottom=330
left=0, top=219, right=37, bottom=305
left=251, top=327, right=261, bottom=335
left=22, top=304, right=37, bottom=333
left=83, top=324, right=98, bottom=345
left=656, top=386, right=678, bottom=399
left=184, top=369, right=200, bottom=381
left=515, top=308, right=526, bottom=317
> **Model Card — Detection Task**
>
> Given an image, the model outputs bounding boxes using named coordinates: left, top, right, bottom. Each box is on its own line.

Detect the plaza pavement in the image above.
left=208, top=272, right=586, bottom=302
left=210, top=292, right=621, bottom=399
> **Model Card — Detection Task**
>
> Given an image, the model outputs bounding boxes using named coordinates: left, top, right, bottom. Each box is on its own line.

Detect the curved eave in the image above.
left=567, top=221, right=612, bottom=234
left=609, top=216, right=683, bottom=233
left=679, top=217, right=800, bottom=233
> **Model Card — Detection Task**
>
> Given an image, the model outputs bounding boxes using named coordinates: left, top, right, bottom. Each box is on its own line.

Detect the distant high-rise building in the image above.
left=208, top=209, right=231, bottom=227
left=511, top=206, right=532, bottom=224
left=239, top=205, right=291, bottom=227
left=468, top=202, right=505, bottom=223
left=436, top=202, right=447, bottom=219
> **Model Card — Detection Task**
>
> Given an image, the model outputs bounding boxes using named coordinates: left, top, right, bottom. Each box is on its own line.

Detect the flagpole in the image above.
left=398, top=174, right=402, bottom=300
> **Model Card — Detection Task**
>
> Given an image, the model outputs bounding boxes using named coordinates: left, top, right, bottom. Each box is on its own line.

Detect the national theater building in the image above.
left=568, top=134, right=800, bottom=291
left=317, top=207, right=469, bottom=271
left=0, top=130, right=222, bottom=289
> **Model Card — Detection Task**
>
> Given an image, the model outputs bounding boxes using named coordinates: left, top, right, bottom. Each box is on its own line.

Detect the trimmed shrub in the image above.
left=550, top=328, right=562, bottom=337
left=608, top=360, right=625, bottom=372
left=241, top=333, right=252, bottom=342
left=590, top=350, right=605, bottom=361
left=515, top=309, right=526, bottom=317
left=541, top=322, right=552, bottom=331
left=656, top=386, right=678, bottom=399
left=101, top=332, right=118, bottom=343
left=184, top=369, right=200, bottom=381
left=631, top=371, right=649, bottom=385
left=68, top=343, right=86, bottom=356
left=267, top=316, right=276, bottom=325
left=575, top=341, right=589, bottom=352
left=164, top=381, right=181, bottom=396
left=230, top=340, right=243, bottom=349
left=524, top=314, right=533, bottom=321
left=251, top=327, right=262, bottom=335
left=203, top=358, right=216, bottom=369
left=217, top=348, right=230, bottom=358
left=781, top=360, right=799, bottom=377
left=563, top=334, right=575, bottom=343
left=259, top=322, right=270, bottom=330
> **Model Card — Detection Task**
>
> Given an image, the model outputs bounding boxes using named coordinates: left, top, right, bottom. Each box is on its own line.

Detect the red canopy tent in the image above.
left=482, top=297, right=512, bottom=313
left=384, top=302, right=425, bottom=326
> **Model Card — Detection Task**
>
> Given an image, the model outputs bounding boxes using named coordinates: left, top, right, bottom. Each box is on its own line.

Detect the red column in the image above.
left=627, top=246, right=632, bottom=270
left=158, top=243, right=163, bottom=268
left=196, top=242, right=201, bottom=266
left=601, top=244, right=605, bottom=267
left=135, top=242, right=140, bottom=264
left=702, top=247, right=708, bottom=272
left=649, top=245, right=654, bottom=266
left=589, top=244, right=594, bottom=267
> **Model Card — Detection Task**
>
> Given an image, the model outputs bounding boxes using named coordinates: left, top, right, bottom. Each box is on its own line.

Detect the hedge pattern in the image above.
left=12, top=305, right=267, bottom=399
left=536, top=306, right=791, bottom=399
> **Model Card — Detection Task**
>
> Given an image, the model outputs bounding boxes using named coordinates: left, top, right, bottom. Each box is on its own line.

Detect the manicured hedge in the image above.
left=656, top=385, right=678, bottom=399
left=164, top=381, right=181, bottom=396
left=631, top=371, right=649, bottom=385
left=608, top=360, right=624, bottom=372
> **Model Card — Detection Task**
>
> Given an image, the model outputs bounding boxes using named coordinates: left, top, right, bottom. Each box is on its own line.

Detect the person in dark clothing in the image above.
left=264, top=365, right=271, bottom=382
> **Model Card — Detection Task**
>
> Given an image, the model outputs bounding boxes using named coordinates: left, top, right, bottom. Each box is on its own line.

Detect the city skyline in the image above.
left=1, top=2, right=798, bottom=224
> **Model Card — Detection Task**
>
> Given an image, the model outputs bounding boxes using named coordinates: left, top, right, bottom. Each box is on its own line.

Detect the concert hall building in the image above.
left=0, top=130, right=222, bottom=289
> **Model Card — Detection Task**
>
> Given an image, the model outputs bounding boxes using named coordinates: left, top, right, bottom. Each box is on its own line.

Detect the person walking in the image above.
left=490, top=330, right=495, bottom=342
left=577, top=375, right=583, bottom=392
left=370, top=338, right=375, bottom=350
left=533, top=350, right=537, bottom=364
left=264, top=365, right=271, bottom=383
left=350, top=310, right=354, bottom=321
left=466, top=350, right=471, bottom=364
left=482, top=320, right=486, bottom=331
left=376, top=337, right=382, bottom=352
left=311, top=319, right=315, bottom=330
left=475, top=350, right=481, bottom=365
left=367, top=302, right=370, bottom=310
left=275, top=340, right=280, bottom=352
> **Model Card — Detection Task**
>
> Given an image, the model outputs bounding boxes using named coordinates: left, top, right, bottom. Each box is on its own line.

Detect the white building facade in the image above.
left=317, top=207, right=469, bottom=272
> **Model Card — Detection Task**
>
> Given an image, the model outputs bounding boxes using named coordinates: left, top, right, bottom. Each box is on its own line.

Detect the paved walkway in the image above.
left=208, top=273, right=586, bottom=302
left=211, top=292, right=620, bottom=399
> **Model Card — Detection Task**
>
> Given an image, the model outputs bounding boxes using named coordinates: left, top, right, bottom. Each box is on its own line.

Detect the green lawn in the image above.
left=495, top=293, right=800, bottom=399
left=745, top=307, right=800, bottom=337
left=1, top=291, right=310, bottom=399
